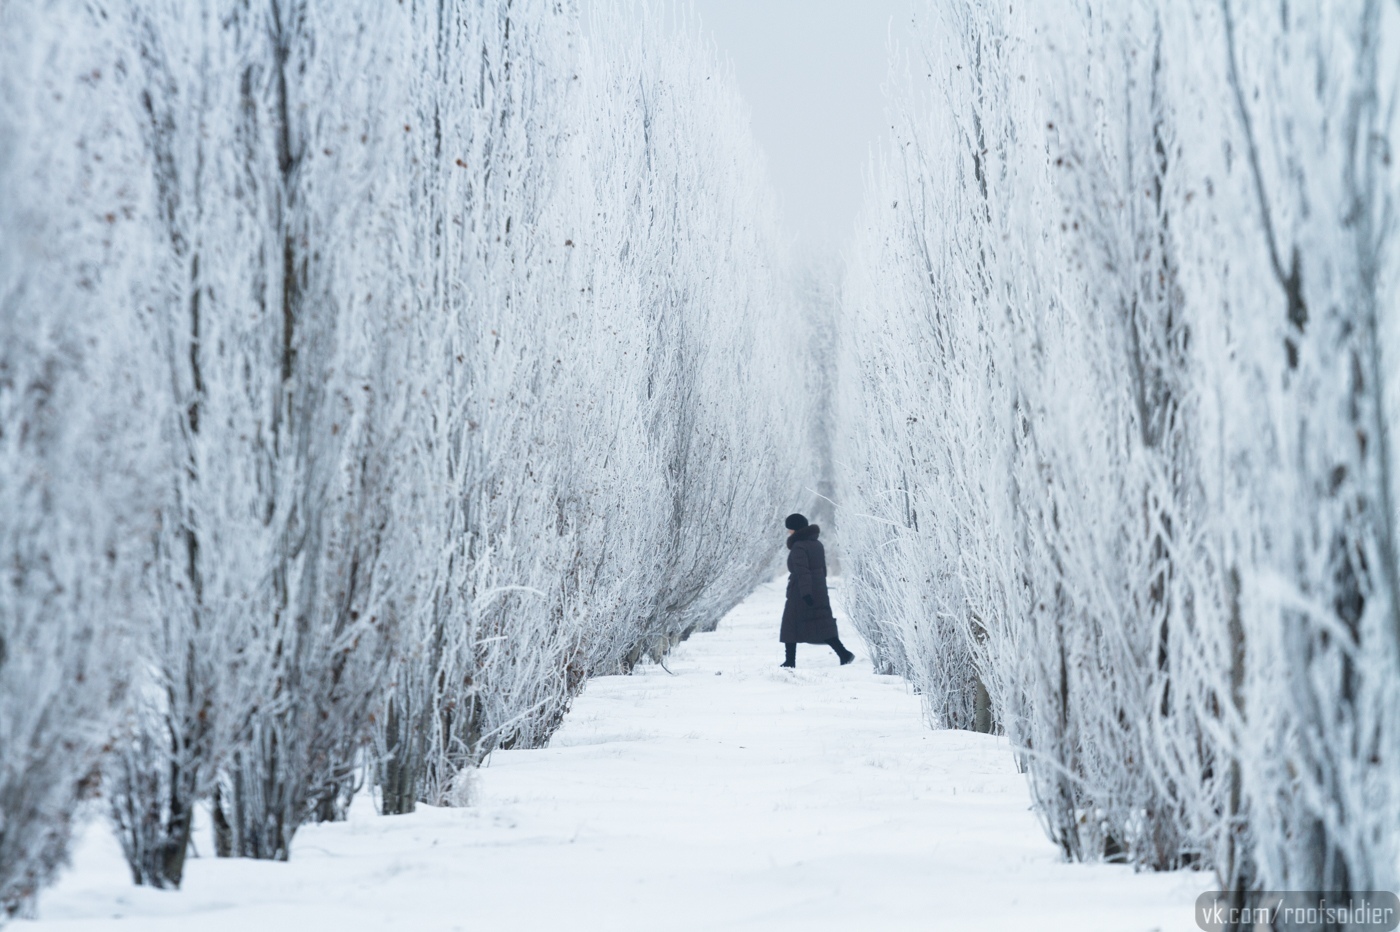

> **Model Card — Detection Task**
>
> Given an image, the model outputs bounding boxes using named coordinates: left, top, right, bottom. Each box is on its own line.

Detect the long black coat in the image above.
left=780, top=524, right=838, bottom=643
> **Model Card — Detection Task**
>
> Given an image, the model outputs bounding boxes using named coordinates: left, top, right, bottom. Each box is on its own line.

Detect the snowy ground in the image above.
left=23, top=578, right=1210, bottom=932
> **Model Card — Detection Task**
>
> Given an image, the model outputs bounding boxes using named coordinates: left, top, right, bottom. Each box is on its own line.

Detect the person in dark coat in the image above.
left=780, top=513, right=855, bottom=668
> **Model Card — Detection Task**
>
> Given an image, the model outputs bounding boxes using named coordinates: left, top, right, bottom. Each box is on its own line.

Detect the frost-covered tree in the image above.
left=372, top=0, right=584, bottom=811
left=3, top=0, right=813, bottom=908
left=0, top=3, right=158, bottom=915
left=840, top=0, right=1400, bottom=900
left=377, top=0, right=811, bottom=813
left=107, top=0, right=410, bottom=875
left=1174, top=0, right=1400, bottom=899
left=195, top=0, right=407, bottom=862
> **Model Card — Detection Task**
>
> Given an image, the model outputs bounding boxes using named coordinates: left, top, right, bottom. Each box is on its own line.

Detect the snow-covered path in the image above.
left=26, top=579, right=1207, bottom=932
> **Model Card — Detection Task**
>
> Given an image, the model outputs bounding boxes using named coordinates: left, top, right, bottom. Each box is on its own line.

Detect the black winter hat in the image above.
left=784, top=513, right=809, bottom=531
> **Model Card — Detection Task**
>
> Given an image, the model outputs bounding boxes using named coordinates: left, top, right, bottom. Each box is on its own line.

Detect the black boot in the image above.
left=780, top=642, right=796, bottom=668
left=828, top=637, right=855, bottom=665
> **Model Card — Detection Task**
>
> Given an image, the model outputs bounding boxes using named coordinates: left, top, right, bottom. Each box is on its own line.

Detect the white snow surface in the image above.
left=25, top=579, right=1209, bottom=932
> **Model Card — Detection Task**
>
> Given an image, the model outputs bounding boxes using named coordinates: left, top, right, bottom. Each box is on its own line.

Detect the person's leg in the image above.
left=780, top=642, right=796, bottom=668
left=827, top=637, right=855, bottom=665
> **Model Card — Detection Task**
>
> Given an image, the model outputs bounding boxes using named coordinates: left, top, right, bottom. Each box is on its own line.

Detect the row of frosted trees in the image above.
left=0, top=0, right=811, bottom=915
left=840, top=0, right=1400, bottom=907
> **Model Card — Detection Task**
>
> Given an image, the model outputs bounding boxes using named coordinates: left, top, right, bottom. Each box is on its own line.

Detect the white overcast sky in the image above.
left=687, top=0, right=915, bottom=256
left=579, top=1, right=919, bottom=257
